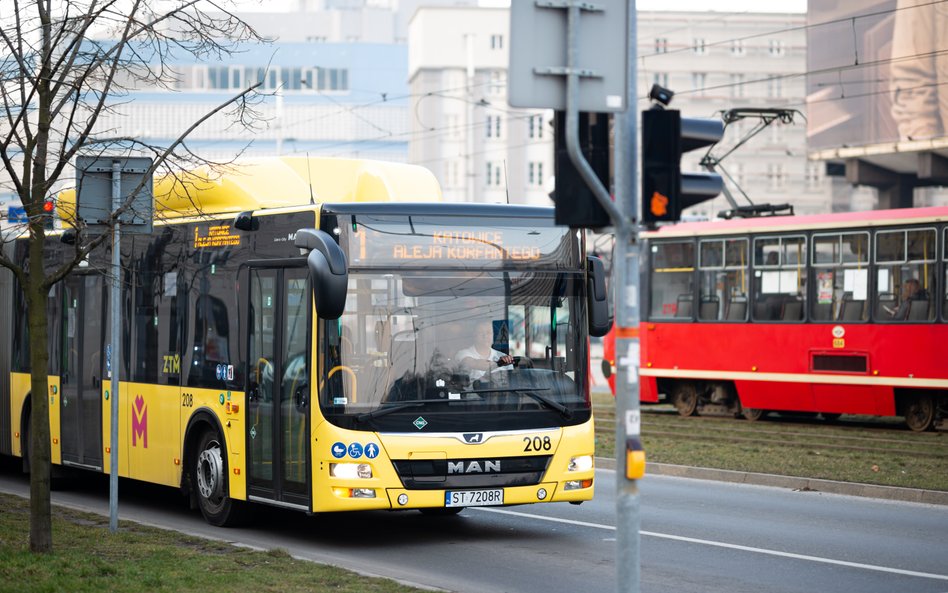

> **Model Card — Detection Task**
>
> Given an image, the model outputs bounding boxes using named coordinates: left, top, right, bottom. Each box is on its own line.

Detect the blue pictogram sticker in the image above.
left=348, top=442, right=364, bottom=459
left=364, top=443, right=379, bottom=459
left=331, top=442, right=346, bottom=458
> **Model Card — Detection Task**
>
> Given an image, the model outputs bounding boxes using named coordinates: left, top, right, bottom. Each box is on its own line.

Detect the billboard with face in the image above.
left=807, top=0, right=948, bottom=151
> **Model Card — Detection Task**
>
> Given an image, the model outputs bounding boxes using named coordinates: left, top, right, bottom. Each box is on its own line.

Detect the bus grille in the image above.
left=392, top=455, right=552, bottom=490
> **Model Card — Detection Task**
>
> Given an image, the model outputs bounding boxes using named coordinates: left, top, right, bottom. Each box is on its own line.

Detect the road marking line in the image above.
left=473, top=507, right=948, bottom=582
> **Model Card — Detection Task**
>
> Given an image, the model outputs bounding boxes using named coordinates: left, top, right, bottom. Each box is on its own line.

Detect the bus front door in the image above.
left=246, top=267, right=311, bottom=509
left=60, top=274, right=104, bottom=470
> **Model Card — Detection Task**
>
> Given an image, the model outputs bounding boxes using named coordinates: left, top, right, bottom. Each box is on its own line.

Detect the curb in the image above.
left=595, top=457, right=948, bottom=506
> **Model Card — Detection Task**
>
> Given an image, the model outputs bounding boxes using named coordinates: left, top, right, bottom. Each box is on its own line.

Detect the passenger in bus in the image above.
left=455, top=320, right=514, bottom=384
left=891, top=278, right=928, bottom=320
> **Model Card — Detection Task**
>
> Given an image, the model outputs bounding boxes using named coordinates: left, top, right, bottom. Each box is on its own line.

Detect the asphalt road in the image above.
left=1, top=463, right=946, bottom=593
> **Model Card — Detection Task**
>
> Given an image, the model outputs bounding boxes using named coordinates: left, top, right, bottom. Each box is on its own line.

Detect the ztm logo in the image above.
left=132, top=395, right=148, bottom=448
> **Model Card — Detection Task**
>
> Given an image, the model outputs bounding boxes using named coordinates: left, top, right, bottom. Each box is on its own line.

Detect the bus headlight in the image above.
left=330, top=463, right=373, bottom=479
left=568, top=455, right=593, bottom=472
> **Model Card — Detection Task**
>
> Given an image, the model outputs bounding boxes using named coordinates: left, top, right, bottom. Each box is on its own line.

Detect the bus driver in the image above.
left=455, top=320, right=514, bottom=384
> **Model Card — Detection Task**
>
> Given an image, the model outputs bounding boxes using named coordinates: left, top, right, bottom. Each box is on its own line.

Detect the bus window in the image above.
left=811, top=232, right=869, bottom=322
left=650, top=241, right=695, bottom=319
left=874, top=228, right=936, bottom=322
left=698, top=238, right=747, bottom=321
left=753, top=235, right=807, bottom=321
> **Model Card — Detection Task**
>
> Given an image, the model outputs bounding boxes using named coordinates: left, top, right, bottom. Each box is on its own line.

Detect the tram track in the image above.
left=591, top=395, right=948, bottom=490
left=594, top=411, right=948, bottom=452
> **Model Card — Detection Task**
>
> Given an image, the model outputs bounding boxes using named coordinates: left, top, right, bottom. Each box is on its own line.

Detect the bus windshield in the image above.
left=319, top=270, right=590, bottom=431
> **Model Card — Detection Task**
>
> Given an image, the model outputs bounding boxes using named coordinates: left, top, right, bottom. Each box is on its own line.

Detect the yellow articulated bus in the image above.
left=0, top=156, right=610, bottom=525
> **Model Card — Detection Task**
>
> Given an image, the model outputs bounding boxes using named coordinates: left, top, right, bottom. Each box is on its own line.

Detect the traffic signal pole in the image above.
left=612, top=5, right=643, bottom=593
left=562, top=4, right=642, bottom=593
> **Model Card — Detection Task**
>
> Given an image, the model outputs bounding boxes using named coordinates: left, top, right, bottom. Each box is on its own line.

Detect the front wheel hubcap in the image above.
left=197, top=444, right=223, bottom=500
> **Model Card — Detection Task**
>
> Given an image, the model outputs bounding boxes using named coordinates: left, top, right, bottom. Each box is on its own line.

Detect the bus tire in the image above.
left=671, top=382, right=699, bottom=417
left=903, top=394, right=935, bottom=432
left=192, top=428, right=245, bottom=526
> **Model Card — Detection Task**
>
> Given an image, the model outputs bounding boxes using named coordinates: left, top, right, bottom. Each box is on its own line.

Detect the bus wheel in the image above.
left=193, top=429, right=244, bottom=526
left=671, top=383, right=699, bottom=417
left=742, top=407, right=767, bottom=422
left=904, top=395, right=935, bottom=432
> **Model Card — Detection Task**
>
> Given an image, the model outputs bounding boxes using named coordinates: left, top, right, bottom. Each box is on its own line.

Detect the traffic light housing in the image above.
left=552, top=111, right=611, bottom=229
left=641, top=108, right=724, bottom=224
left=42, top=197, right=55, bottom=230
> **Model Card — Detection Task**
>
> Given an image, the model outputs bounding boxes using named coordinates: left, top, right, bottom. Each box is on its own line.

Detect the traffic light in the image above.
left=552, top=111, right=611, bottom=229
left=641, top=107, right=724, bottom=224
left=42, top=197, right=55, bottom=230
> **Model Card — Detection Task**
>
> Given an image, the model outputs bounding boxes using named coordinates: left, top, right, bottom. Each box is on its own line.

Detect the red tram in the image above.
left=631, top=206, right=947, bottom=431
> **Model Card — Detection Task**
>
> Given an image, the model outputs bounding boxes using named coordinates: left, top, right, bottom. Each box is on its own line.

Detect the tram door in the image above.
left=60, top=275, right=104, bottom=469
left=246, top=267, right=311, bottom=508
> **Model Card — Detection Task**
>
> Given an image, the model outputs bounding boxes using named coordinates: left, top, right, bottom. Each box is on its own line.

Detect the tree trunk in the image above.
left=27, top=238, right=53, bottom=553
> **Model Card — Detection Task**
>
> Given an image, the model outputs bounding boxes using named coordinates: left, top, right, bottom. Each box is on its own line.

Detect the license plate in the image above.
left=444, top=489, right=504, bottom=508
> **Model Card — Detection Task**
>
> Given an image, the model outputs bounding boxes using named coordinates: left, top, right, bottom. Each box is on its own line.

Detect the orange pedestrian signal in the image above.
left=650, top=192, right=668, bottom=217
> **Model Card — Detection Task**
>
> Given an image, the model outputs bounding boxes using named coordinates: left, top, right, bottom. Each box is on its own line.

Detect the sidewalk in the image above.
left=595, top=457, right=948, bottom=506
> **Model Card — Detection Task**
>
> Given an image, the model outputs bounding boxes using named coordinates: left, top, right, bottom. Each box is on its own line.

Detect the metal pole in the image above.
left=614, top=2, right=640, bottom=592
left=109, top=160, right=121, bottom=532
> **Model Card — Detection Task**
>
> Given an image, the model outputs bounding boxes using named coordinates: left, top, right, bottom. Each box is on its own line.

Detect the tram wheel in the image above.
left=742, top=407, right=767, bottom=422
left=903, top=395, right=936, bottom=432
left=821, top=413, right=842, bottom=422
left=671, top=382, right=699, bottom=417
left=192, top=428, right=245, bottom=526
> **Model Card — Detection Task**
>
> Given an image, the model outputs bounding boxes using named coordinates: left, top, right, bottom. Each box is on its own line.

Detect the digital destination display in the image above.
left=341, top=215, right=579, bottom=269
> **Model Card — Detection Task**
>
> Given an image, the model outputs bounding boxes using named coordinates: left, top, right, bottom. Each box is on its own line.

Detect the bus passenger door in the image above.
left=60, top=275, right=104, bottom=470
left=246, top=267, right=311, bottom=509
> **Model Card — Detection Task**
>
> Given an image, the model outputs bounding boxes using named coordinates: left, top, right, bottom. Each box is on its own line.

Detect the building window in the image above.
left=731, top=39, right=745, bottom=56
left=489, top=71, right=506, bottom=95
left=693, top=38, right=707, bottom=55
left=691, top=72, right=707, bottom=96
left=528, top=162, right=544, bottom=186
left=655, top=38, right=668, bottom=54
left=769, top=39, right=785, bottom=57
left=490, top=34, right=504, bottom=50
left=767, top=163, right=786, bottom=191
left=767, top=74, right=783, bottom=98
left=653, top=72, right=669, bottom=88
left=486, top=162, right=502, bottom=187
left=486, top=115, right=502, bottom=138
left=730, top=73, right=745, bottom=98
left=528, top=115, right=544, bottom=140
left=806, top=163, right=823, bottom=191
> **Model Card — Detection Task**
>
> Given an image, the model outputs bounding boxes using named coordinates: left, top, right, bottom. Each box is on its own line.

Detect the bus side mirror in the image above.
left=587, top=256, right=612, bottom=337
left=295, top=228, right=348, bottom=320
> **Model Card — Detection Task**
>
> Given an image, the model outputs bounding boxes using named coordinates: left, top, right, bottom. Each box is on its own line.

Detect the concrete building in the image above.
left=407, top=7, right=871, bottom=215
left=408, top=6, right=552, bottom=205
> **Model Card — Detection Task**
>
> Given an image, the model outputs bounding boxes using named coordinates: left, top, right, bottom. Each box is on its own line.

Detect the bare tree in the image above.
left=0, top=0, right=269, bottom=553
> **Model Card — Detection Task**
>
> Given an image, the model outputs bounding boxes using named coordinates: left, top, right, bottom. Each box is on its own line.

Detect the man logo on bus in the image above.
left=132, top=394, right=148, bottom=448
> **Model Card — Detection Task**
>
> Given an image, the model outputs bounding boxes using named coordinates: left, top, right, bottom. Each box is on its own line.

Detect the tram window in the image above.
left=874, top=228, right=936, bottom=322
left=944, top=228, right=948, bottom=321
left=698, top=239, right=748, bottom=321
left=650, top=241, right=695, bottom=319
left=811, top=232, right=869, bottom=322
left=753, top=235, right=806, bottom=322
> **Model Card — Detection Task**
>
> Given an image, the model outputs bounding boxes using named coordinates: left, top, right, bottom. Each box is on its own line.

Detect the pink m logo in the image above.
left=132, top=395, right=148, bottom=448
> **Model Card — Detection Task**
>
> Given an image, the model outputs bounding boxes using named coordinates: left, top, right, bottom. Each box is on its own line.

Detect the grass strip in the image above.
left=0, top=493, right=426, bottom=593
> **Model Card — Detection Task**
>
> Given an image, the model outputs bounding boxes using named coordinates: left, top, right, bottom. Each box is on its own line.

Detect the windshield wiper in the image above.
left=356, top=398, right=447, bottom=423
left=464, top=387, right=573, bottom=420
